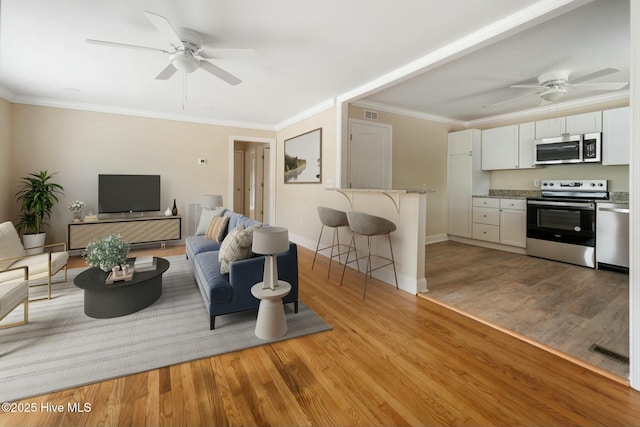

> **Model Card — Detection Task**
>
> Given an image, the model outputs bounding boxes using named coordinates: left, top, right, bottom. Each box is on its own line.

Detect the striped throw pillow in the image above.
left=218, top=223, right=262, bottom=274
left=205, top=216, right=229, bottom=242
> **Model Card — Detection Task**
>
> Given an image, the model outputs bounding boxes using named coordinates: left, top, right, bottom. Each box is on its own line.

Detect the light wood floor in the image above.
left=422, top=241, right=630, bottom=379
left=3, top=245, right=640, bottom=426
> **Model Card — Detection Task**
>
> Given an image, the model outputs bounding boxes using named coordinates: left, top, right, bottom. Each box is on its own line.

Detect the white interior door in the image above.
left=348, top=119, right=392, bottom=188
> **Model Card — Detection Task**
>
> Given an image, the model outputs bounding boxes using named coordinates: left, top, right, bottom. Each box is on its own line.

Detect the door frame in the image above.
left=347, top=118, right=393, bottom=188
left=229, top=136, right=276, bottom=224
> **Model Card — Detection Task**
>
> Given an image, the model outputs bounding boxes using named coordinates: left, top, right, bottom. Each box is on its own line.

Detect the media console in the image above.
left=67, top=216, right=182, bottom=250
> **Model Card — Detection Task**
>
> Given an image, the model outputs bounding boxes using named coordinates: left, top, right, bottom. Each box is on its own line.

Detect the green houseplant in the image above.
left=15, top=170, right=64, bottom=253
left=83, top=233, right=130, bottom=272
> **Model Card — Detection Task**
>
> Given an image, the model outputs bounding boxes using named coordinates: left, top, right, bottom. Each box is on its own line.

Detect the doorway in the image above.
left=232, top=139, right=272, bottom=222
left=348, top=119, right=392, bottom=188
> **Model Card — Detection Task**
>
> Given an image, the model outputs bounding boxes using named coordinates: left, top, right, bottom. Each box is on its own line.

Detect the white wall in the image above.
left=0, top=98, right=11, bottom=222
left=8, top=104, right=274, bottom=244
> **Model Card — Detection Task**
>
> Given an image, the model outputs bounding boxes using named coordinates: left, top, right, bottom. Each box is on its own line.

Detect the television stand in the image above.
left=67, top=215, right=181, bottom=250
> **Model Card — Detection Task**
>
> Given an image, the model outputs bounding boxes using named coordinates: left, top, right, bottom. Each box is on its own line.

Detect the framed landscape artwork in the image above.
left=284, top=128, right=322, bottom=184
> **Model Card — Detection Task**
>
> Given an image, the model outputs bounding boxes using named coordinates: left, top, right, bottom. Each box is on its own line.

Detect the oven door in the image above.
left=526, top=199, right=596, bottom=247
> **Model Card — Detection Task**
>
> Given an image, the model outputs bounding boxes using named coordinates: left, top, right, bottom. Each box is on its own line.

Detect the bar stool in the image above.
left=312, top=207, right=358, bottom=278
left=340, top=211, right=399, bottom=299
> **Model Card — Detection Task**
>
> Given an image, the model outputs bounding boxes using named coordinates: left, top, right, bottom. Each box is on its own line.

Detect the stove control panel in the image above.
left=540, top=179, right=608, bottom=191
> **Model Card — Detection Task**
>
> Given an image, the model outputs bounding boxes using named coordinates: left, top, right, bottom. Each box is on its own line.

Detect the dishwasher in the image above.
left=596, top=202, right=629, bottom=272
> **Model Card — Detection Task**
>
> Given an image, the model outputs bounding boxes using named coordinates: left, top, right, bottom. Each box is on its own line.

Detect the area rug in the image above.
left=0, top=256, right=331, bottom=402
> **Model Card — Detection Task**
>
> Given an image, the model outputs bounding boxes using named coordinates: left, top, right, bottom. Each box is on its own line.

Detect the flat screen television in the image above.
left=98, top=174, right=161, bottom=214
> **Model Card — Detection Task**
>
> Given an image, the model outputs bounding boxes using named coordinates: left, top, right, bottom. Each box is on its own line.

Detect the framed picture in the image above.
left=284, top=128, right=322, bottom=184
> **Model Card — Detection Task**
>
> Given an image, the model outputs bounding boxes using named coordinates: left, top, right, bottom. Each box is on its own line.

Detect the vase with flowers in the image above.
left=83, top=233, right=130, bottom=272
left=69, top=200, right=85, bottom=222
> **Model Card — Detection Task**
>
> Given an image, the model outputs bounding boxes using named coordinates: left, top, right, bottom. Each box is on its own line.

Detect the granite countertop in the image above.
left=475, top=189, right=630, bottom=203
left=326, top=187, right=434, bottom=194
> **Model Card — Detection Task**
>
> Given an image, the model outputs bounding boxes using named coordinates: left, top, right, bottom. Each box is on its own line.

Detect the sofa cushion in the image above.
left=218, top=223, right=262, bottom=274
left=194, top=251, right=232, bottom=304
left=0, top=221, right=27, bottom=271
left=195, top=208, right=226, bottom=236
left=224, top=211, right=262, bottom=233
left=206, top=216, right=229, bottom=243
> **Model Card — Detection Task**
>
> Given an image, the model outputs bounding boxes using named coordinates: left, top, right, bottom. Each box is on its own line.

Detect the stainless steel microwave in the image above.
left=534, top=133, right=601, bottom=165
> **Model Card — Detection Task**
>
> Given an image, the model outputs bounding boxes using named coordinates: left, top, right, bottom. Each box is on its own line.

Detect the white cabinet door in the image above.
left=602, top=106, right=630, bottom=165
left=448, top=153, right=472, bottom=237
left=566, top=111, right=602, bottom=134
left=500, top=209, right=526, bottom=248
left=535, top=117, right=566, bottom=139
left=481, top=125, right=518, bottom=170
left=518, top=122, right=536, bottom=169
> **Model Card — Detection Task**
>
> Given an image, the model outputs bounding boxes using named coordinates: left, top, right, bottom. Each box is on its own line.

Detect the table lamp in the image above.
left=201, top=194, right=223, bottom=210
left=252, top=227, right=289, bottom=290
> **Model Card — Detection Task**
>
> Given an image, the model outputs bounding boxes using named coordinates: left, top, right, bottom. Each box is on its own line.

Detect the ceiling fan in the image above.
left=486, top=68, right=628, bottom=108
left=87, top=11, right=246, bottom=85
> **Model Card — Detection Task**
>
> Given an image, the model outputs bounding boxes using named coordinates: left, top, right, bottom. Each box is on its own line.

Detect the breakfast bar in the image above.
left=325, top=188, right=428, bottom=294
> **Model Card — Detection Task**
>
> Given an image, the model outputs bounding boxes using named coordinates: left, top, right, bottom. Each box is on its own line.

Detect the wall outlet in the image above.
left=197, top=158, right=207, bottom=165
left=533, top=179, right=541, bottom=188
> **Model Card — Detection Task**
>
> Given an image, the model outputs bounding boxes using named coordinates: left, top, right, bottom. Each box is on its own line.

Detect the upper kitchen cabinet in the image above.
left=602, top=106, right=630, bottom=165
left=566, top=111, right=602, bottom=135
left=535, top=111, right=602, bottom=139
left=481, top=123, right=536, bottom=170
left=481, top=125, right=518, bottom=170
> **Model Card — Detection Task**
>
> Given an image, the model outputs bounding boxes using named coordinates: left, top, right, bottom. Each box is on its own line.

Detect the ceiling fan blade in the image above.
left=199, top=60, right=242, bottom=85
left=568, top=67, right=620, bottom=84
left=155, top=63, right=178, bottom=80
left=199, top=48, right=258, bottom=60
left=510, top=84, right=546, bottom=90
left=86, top=39, right=172, bottom=55
left=484, top=90, right=542, bottom=108
left=570, top=82, right=628, bottom=91
left=144, top=11, right=184, bottom=49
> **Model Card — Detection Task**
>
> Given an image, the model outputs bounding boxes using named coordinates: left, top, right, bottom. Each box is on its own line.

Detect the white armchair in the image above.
left=0, top=266, right=29, bottom=329
left=0, top=221, right=68, bottom=301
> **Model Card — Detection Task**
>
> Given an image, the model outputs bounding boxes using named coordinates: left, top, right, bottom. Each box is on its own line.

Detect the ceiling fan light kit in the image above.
left=171, top=51, right=199, bottom=73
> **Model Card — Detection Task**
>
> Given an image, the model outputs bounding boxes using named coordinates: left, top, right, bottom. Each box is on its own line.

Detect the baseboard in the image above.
left=448, top=235, right=527, bottom=255
left=425, top=233, right=449, bottom=245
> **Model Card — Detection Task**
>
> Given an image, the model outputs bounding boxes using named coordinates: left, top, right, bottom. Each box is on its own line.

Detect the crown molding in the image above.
left=351, top=100, right=466, bottom=127
left=4, top=93, right=277, bottom=131
left=274, top=98, right=336, bottom=131
left=0, top=86, right=17, bottom=102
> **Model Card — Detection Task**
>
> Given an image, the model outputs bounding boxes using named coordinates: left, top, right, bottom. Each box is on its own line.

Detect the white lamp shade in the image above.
left=252, top=227, right=289, bottom=255
left=202, top=194, right=223, bottom=209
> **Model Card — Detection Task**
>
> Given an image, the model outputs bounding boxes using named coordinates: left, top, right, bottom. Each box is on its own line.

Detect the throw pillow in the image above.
left=0, top=221, right=27, bottom=270
left=218, top=223, right=262, bottom=274
left=195, top=208, right=225, bottom=236
left=205, top=216, right=229, bottom=242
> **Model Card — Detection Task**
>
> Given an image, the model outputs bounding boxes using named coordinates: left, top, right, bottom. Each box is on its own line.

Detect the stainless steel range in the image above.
left=526, top=179, right=608, bottom=268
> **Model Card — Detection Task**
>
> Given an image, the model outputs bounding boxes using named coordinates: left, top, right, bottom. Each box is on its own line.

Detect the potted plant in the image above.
left=15, top=170, right=64, bottom=254
left=83, top=233, right=130, bottom=272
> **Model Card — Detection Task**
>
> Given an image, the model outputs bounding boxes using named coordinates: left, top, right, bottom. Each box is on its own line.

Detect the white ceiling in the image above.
left=0, top=0, right=629, bottom=129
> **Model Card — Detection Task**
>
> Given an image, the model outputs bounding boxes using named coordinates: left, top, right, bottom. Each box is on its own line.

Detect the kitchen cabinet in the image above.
left=481, top=123, right=536, bottom=170
left=472, top=197, right=500, bottom=243
left=471, top=197, right=526, bottom=248
left=481, top=125, right=519, bottom=170
left=499, top=199, right=526, bottom=248
left=518, top=122, right=536, bottom=169
left=565, top=111, right=602, bottom=135
left=535, top=117, right=566, bottom=139
left=448, top=129, right=489, bottom=238
left=602, top=106, right=630, bottom=165
left=535, top=111, right=602, bottom=139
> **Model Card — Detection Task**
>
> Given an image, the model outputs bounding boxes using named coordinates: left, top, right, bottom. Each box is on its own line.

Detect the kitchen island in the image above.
left=325, top=188, right=428, bottom=294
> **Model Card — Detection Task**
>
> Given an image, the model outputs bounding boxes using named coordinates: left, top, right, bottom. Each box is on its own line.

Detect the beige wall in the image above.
left=9, top=104, right=274, bottom=244
left=348, top=104, right=464, bottom=237
left=0, top=98, right=11, bottom=222
left=275, top=107, right=343, bottom=246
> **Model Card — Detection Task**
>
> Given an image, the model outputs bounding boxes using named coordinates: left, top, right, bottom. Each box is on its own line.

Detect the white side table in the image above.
left=250, top=280, right=291, bottom=340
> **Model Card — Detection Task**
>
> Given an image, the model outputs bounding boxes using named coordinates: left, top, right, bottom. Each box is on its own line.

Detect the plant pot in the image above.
left=23, top=232, right=46, bottom=255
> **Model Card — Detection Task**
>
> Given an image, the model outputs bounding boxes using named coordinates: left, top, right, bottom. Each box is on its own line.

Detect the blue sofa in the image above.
left=186, top=210, right=299, bottom=329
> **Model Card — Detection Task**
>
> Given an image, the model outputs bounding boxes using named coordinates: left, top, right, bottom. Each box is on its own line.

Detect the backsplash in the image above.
left=489, top=189, right=541, bottom=198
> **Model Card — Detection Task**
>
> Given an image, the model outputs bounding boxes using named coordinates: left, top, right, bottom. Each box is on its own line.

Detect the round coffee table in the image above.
left=73, top=257, right=170, bottom=319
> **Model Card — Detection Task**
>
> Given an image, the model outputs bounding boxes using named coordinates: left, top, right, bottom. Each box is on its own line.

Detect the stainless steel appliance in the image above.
left=596, top=202, right=629, bottom=272
left=534, top=133, right=601, bottom=165
left=527, top=179, right=608, bottom=268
